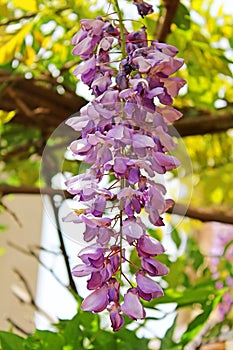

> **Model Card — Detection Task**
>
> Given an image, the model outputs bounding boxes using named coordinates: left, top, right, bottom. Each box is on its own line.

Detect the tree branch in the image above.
left=0, top=185, right=66, bottom=196
left=0, top=13, right=36, bottom=26
left=13, top=269, right=56, bottom=324
left=0, top=200, right=22, bottom=227
left=155, top=0, right=180, bottom=42
left=8, top=241, right=67, bottom=289
left=6, top=318, right=32, bottom=336
left=171, top=113, right=233, bottom=137
left=49, top=196, right=78, bottom=294
left=1, top=185, right=233, bottom=225
left=169, top=203, right=233, bottom=225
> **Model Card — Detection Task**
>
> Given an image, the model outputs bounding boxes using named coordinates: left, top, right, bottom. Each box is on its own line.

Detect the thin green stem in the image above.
left=113, top=0, right=126, bottom=57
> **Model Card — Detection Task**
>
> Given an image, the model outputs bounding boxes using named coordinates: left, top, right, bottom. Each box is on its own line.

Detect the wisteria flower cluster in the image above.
left=64, top=1, right=186, bottom=331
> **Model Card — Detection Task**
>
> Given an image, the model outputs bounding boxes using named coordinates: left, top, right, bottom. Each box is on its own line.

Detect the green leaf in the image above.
left=179, top=294, right=222, bottom=346
left=174, top=3, right=190, bottom=30
left=13, top=0, right=37, bottom=11
left=0, top=22, right=34, bottom=65
left=62, top=314, right=83, bottom=348
left=223, top=239, right=233, bottom=255
left=26, top=330, right=64, bottom=350
left=0, top=110, right=16, bottom=125
left=179, top=291, right=224, bottom=346
left=147, top=281, right=218, bottom=308
left=0, top=331, right=25, bottom=350
left=163, top=257, right=187, bottom=289
left=171, top=227, right=182, bottom=249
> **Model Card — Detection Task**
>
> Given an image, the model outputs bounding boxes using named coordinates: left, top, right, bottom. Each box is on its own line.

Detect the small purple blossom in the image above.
left=121, top=288, right=146, bottom=320
left=133, top=0, right=153, bottom=18
left=81, top=284, right=109, bottom=312
left=136, top=272, right=164, bottom=301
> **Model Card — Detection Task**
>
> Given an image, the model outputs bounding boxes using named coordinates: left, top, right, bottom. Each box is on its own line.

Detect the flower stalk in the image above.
left=113, top=0, right=126, bottom=56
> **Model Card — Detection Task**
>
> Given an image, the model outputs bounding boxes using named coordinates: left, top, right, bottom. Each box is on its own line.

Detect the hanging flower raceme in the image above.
left=64, top=3, right=186, bottom=331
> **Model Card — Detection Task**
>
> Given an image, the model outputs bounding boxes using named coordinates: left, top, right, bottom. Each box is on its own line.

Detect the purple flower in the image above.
left=80, top=18, right=106, bottom=36
left=72, top=36, right=99, bottom=59
left=87, top=271, right=103, bottom=289
left=91, top=73, right=112, bottom=96
left=152, top=152, right=181, bottom=172
left=84, top=225, right=97, bottom=242
left=121, top=288, right=146, bottom=320
left=133, top=0, right=153, bottom=17
left=136, top=272, right=164, bottom=301
left=81, top=214, right=112, bottom=228
left=73, top=55, right=97, bottom=85
left=126, top=28, right=148, bottom=52
left=81, top=284, right=109, bottom=312
left=122, top=218, right=144, bottom=243
left=72, top=264, right=99, bottom=277
left=78, top=244, right=105, bottom=267
left=110, top=309, right=125, bottom=331
left=91, top=196, right=106, bottom=217
left=136, top=235, right=165, bottom=257
left=108, top=301, right=125, bottom=331
left=108, top=278, right=120, bottom=303
left=97, top=226, right=112, bottom=245
left=141, top=257, right=169, bottom=276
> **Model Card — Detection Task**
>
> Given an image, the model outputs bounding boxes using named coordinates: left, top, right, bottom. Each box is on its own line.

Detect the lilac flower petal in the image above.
left=110, top=310, right=125, bottom=331
left=155, top=125, right=177, bottom=151
left=133, top=0, right=153, bottom=17
left=97, top=227, right=111, bottom=245
left=107, top=125, right=124, bottom=139
left=99, top=36, right=114, bottom=51
left=87, top=271, right=103, bottom=290
left=123, top=220, right=144, bottom=240
left=108, top=278, right=120, bottom=303
left=80, top=18, right=105, bottom=36
left=157, top=57, right=184, bottom=75
left=121, top=288, right=146, bottom=320
left=91, top=74, right=112, bottom=95
left=66, top=115, right=89, bottom=131
left=154, top=42, right=179, bottom=57
left=71, top=29, right=87, bottom=45
left=128, top=167, right=140, bottom=184
left=84, top=225, right=97, bottom=242
left=156, top=106, right=183, bottom=123
left=132, top=134, right=155, bottom=148
left=114, top=157, right=128, bottom=175
left=153, top=152, right=181, bottom=170
left=62, top=211, right=83, bottom=223
left=92, top=196, right=106, bottom=217
left=69, top=139, right=91, bottom=155
left=73, top=55, right=96, bottom=76
left=119, top=88, right=134, bottom=99
left=133, top=56, right=152, bottom=73
left=78, top=244, right=104, bottom=265
left=160, top=77, right=186, bottom=97
left=72, top=36, right=97, bottom=58
left=72, top=264, right=98, bottom=277
left=81, top=284, right=109, bottom=312
left=81, top=214, right=111, bottom=228
left=136, top=235, right=165, bottom=257
left=142, top=257, right=169, bottom=276
left=136, top=272, right=164, bottom=299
